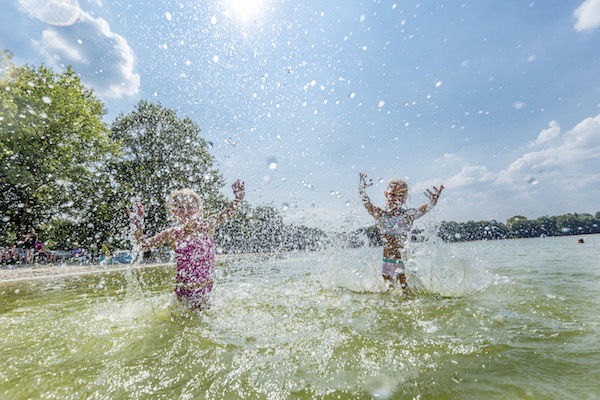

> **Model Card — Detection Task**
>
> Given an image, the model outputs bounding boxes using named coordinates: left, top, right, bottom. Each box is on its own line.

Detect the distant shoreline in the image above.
left=0, top=253, right=262, bottom=284
left=0, top=261, right=171, bottom=284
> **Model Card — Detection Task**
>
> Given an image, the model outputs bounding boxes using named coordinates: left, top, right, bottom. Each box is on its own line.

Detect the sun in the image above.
left=225, top=0, right=268, bottom=22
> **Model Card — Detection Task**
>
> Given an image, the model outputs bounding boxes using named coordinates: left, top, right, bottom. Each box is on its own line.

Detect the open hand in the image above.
left=126, top=202, right=145, bottom=227
left=232, top=179, right=245, bottom=199
left=424, top=185, right=444, bottom=205
left=359, top=173, right=373, bottom=193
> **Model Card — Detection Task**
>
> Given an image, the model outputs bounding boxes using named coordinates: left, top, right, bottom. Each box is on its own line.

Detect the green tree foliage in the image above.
left=109, top=100, right=224, bottom=238
left=438, top=213, right=600, bottom=242
left=0, top=64, right=117, bottom=245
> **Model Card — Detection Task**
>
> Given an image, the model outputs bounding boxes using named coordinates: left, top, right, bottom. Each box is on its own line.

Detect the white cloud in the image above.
left=499, top=113, right=600, bottom=184
left=446, top=164, right=496, bottom=189
left=18, top=0, right=80, bottom=26
left=439, top=113, right=600, bottom=220
left=574, top=0, right=600, bottom=32
left=21, top=1, right=139, bottom=98
left=529, top=120, right=561, bottom=147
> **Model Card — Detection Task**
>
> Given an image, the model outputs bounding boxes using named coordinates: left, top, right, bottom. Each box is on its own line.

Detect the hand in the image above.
left=424, top=185, right=444, bottom=205
left=232, top=179, right=245, bottom=199
left=126, top=202, right=145, bottom=227
left=359, top=173, right=373, bottom=193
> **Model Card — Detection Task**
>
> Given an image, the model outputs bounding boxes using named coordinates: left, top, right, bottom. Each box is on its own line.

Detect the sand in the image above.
left=0, top=262, right=171, bottom=283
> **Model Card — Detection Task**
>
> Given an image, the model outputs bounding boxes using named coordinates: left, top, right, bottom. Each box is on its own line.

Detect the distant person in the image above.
left=94, top=233, right=105, bottom=261
left=578, top=238, right=584, bottom=244
left=37, top=243, right=56, bottom=263
left=126, top=180, right=245, bottom=310
left=23, top=227, right=37, bottom=264
left=359, top=173, right=444, bottom=291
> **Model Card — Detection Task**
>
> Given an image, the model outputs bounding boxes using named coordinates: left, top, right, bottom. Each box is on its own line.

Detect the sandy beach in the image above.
left=0, top=253, right=276, bottom=284
left=0, top=262, right=172, bottom=283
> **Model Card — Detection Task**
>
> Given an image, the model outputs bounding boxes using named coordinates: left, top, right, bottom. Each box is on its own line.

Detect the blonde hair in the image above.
left=388, top=179, right=408, bottom=189
left=167, top=188, right=203, bottom=210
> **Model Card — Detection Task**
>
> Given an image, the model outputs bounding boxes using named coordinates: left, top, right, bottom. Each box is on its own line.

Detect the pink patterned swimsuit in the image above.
left=174, top=229, right=216, bottom=309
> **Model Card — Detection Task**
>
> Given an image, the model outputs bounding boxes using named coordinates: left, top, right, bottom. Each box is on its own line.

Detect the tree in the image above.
left=0, top=64, right=117, bottom=244
left=109, top=101, right=223, bottom=238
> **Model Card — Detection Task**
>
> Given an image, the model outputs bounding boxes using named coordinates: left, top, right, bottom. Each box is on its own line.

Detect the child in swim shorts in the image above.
left=359, top=173, right=443, bottom=290
left=127, top=180, right=245, bottom=309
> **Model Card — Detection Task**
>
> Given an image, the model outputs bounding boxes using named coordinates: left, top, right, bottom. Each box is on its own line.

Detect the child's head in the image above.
left=168, top=188, right=203, bottom=222
left=385, top=179, right=408, bottom=208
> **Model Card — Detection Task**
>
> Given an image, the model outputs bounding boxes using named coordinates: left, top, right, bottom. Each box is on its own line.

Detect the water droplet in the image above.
left=528, top=177, right=538, bottom=185
left=267, top=157, right=277, bottom=170
left=281, top=202, right=289, bottom=211
left=42, top=96, right=51, bottom=104
left=435, top=81, right=443, bottom=88
left=454, top=233, right=462, bottom=239
left=349, top=92, right=356, bottom=99
left=263, top=175, right=271, bottom=183
left=65, top=200, right=74, bottom=207
left=212, top=55, right=219, bottom=63
left=310, top=80, right=316, bottom=86
left=379, top=178, right=384, bottom=184
left=345, top=201, right=350, bottom=206
left=17, top=203, right=24, bottom=208
left=165, top=12, right=172, bottom=21
left=1, top=216, right=10, bottom=222
left=185, top=60, right=191, bottom=66
left=378, top=100, right=385, bottom=108
left=359, top=14, right=366, bottom=22
left=211, top=15, right=217, bottom=24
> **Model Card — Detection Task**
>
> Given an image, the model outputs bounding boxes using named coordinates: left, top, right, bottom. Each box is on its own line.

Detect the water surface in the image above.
left=1, top=235, right=599, bottom=399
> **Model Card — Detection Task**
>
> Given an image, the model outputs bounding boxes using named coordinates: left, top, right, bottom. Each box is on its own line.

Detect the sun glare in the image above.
left=225, top=0, right=268, bottom=22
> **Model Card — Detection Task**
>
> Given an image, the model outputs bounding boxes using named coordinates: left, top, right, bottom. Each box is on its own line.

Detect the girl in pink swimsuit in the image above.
left=359, top=173, right=443, bottom=291
left=127, top=180, right=245, bottom=309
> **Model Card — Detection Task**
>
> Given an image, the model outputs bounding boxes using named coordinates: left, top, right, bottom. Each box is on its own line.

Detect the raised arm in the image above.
left=126, top=203, right=176, bottom=251
left=414, top=185, right=444, bottom=219
left=359, top=173, right=384, bottom=219
left=207, top=180, right=245, bottom=227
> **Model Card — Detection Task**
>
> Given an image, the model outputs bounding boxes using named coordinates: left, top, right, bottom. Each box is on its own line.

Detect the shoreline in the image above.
left=0, top=252, right=282, bottom=284
left=0, top=261, right=172, bottom=284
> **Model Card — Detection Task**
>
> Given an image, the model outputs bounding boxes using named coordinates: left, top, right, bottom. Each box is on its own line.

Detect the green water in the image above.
left=1, top=235, right=599, bottom=399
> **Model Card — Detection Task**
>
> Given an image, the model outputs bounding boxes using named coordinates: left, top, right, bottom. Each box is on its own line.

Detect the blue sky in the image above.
left=2, top=0, right=600, bottom=229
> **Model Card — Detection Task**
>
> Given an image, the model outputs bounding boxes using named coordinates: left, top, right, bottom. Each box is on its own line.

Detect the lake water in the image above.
left=1, top=235, right=599, bottom=399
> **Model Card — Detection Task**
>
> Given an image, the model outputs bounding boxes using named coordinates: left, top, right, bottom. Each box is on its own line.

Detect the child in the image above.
left=359, top=173, right=443, bottom=290
left=126, top=180, right=245, bottom=310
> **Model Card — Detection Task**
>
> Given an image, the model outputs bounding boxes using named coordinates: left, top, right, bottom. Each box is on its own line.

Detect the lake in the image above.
left=1, top=235, right=599, bottom=399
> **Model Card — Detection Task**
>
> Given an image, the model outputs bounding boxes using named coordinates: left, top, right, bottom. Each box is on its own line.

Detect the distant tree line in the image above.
left=345, top=213, right=600, bottom=247
left=437, top=213, right=600, bottom=242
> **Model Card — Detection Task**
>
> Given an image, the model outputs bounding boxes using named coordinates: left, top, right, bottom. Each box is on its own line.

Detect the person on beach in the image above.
left=23, top=227, right=37, bottom=264
left=126, top=180, right=245, bottom=310
left=359, top=173, right=444, bottom=290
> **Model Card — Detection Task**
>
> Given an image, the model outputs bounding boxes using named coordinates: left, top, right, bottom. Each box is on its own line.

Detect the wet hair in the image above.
left=387, top=179, right=408, bottom=190
left=167, top=188, right=203, bottom=212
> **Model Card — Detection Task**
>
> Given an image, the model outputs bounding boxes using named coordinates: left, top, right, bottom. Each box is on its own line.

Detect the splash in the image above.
left=405, top=221, right=492, bottom=297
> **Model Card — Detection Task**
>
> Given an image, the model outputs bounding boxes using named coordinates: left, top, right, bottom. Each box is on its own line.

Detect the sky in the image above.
left=2, top=0, right=600, bottom=229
